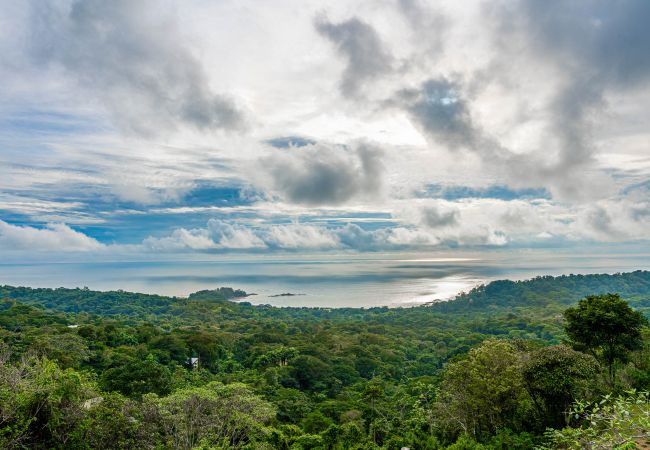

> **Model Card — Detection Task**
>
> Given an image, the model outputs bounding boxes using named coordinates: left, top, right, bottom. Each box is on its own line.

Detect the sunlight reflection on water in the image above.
left=1, top=249, right=648, bottom=307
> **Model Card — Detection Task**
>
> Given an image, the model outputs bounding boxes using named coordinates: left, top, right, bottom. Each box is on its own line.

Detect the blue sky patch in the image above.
left=419, top=184, right=551, bottom=201
left=265, top=136, right=316, bottom=148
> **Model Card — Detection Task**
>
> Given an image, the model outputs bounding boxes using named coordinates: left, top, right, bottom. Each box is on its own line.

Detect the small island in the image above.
left=269, top=292, right=306, bottom=297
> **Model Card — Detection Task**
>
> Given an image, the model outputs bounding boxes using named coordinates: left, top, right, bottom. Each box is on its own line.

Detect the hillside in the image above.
left=0, top=271, right=649, bottom=448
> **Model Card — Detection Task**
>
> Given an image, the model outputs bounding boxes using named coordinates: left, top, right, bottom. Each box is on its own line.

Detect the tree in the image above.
left=101, top=354, right=172, bottom=398
left=253, top=346, right=298, bottom=369
left=0, top=354, right=98, bottom=449
left=149, top=382, right=275, bottom=449
left=435, top=339, right=528, bottom=440
left=364, top=378, right=386, bottom=445
left=290, top=355, right=332, bottom=391
left=302, top=411, right=333, bottom=434
left=564, top=294, right=647, bottom=385
left=73, top=392, right=151, bottom=449
left=521, top=345, right=597, bottom=428
left=150, top=333, right=189, bottom=365
left=186, top=331, right=229, bottom=372
left=30, top=332, right=91, bottom=369
left=625, top=328, right=650, bottom=390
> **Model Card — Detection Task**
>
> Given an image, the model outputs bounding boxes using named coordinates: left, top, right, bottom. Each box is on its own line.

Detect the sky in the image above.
left=1, top=0, right=650, bottom=261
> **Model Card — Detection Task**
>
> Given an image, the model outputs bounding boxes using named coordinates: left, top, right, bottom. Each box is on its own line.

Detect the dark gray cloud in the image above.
left=519, top=0, right=650, bottom=88
left=315, top=16, right=393, bottom=96
left=420, top=205, right=459, bottom=228
left=30, top=0, right=245, bottom=135
left=491, top=2, right=643, bottom=187
left=395, top=78, right=476, bottom=149
left=390, top=77, right=510, bottom=172
left=586, top=206, right=618, bottom=237
left=485, top=0, right=650, bottom=197
left=262, top=143, right=385, bottom=206
left=391, top=72, right=610, bottom=200
left=546, top=81, right=601, bottom=171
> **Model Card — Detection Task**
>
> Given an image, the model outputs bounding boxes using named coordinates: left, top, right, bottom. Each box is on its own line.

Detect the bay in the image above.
left=1, top=248, right=649, bottom=307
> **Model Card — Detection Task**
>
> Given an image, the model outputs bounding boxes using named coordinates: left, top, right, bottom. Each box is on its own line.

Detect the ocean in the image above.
left=1, top=248, right=649, bottom=307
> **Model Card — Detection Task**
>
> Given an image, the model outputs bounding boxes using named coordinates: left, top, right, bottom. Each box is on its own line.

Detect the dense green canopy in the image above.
left=1, top=271, right=649, bottom=448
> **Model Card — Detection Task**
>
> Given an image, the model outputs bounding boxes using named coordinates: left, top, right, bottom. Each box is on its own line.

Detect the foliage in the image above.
left=435, top=339, right=529, bottom=440
left=0, top=351, right=98, bottom=449
left=522, top=345, right=598, bottom=428
left=0, top=272, right=649, bottom=448
left=149, top=382, right=275, bottom=449
left=541, top=391, right=650, bottom=450
left=101, top=354, right=174, bottom=398
left=564, top=293, right=648, bottom=384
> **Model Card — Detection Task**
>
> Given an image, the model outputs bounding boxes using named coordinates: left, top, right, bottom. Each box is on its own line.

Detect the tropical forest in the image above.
left=1, top=271, right=650, bottom=449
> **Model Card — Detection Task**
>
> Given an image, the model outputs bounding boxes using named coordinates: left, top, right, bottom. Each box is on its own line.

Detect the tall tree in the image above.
left=564, top=294, right=647, bottom=385
left=435, top=339, right=528, bottom=440
left=522, top=345, right=597, bottom=428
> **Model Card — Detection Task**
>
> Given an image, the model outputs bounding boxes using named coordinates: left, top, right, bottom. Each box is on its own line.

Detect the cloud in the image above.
left=396, top=0, right=446, bottom=54
left=0, top=220, right=104, bottom=251
left=384, top=226, right=441, bottom=247
left=140, top=215, right=512, bottom=254
left=206, top=220, right=267, bottom=249
left=478, top=0, right=650, bottom=199
left=143, top=220, right=338, bottom=252
left=516, top=0, right=650, bottom=153
left=259, top=142, right=385, bottom=206
left=394, top=78, right=476, bottom=149
left=8, top=192, right=650, bottom=257
left=336, top=223, right=383, bottom=250
left=143, top=227, right=216, bottom=251
left=571, top=199, right=650, bottom=242
left=390, top=75, right=614, bottom=201
left=515, top=0, right=650, bottom=88
left=263, top=223, right=339, bottom=249
left=315, top=15, right=393, bottom=97
left=2, top=0, right=650, bottom=257
left=585, top=206, right=617, bottom=237
left=110, top=182, right=193, bottom=206
left=29, top=0, right=245, bottom=136
left=143, top=219, right=265, bottom=251
left=419, top=204, right=459, bottom=228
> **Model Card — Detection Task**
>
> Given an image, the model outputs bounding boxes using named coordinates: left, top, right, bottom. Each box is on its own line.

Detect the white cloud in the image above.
left=384, top=226, right=441, bottom=247
left=110, top=181, right=194, bottom=206
left=206, top=220, right=267, bottom=249
left=143, top=228, right=216, bottom=251
left=0, top=220, right=104, bottom=252
left=143, top=219, right=266, bottom=251
left=263, top=223, right=339, bottom=249
left=143, top=220, right=338, bottom=251
left=139, top=217, right=508, bottom=253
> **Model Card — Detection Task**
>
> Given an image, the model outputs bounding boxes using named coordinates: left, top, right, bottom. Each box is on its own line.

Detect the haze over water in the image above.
left=2, top=248, right=648, bottom=307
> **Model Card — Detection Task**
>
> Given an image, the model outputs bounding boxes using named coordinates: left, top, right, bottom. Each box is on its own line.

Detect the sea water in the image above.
left=1, top=248, right=649, bottom=307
